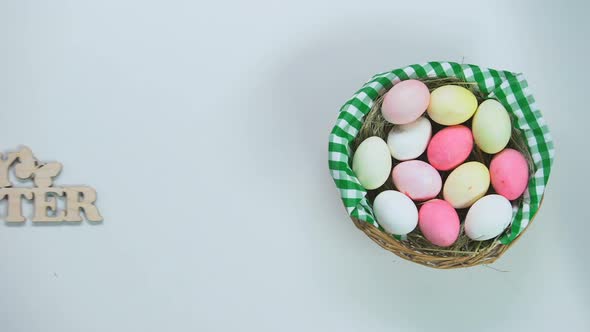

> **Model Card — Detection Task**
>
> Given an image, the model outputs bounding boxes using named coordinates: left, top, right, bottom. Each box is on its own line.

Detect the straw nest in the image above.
left=351, top=77, right=537, bottom=269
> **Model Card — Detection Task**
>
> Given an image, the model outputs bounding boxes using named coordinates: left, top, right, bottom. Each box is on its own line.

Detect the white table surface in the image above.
left=1, top=1, right=589, bottom=331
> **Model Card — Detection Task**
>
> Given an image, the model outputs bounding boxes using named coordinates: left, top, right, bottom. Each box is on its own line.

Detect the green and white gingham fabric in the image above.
left=328, top=62, right=554, bottom=244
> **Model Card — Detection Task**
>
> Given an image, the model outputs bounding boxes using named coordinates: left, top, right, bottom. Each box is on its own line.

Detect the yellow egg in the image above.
left=427, top=85, right=478, bottom=125
left=443, top=162, right=490, bottom=209
left=472, top=99, right=512, bottom=154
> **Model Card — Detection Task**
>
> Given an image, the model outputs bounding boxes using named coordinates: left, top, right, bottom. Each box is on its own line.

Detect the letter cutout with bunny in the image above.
left=0, top=146, right=103, bottom=222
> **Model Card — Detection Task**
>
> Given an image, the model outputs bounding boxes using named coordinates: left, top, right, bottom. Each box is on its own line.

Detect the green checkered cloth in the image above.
left=328, top=62, right=554, bottom=244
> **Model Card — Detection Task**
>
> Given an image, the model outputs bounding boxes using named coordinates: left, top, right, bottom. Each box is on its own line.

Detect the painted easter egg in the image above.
left=387, top=116, right=432, bottom=161
left=352, top=136, right=392, bottom=190
left=373, top=190, right=418, bottom=235
left=465, top=194, right=513, bottom=241
left=443, top=161, right=490, bottom=209
left=426, top=125, right=473, bottom=171
left=381, top=79, right=430, bottom=125
left=490, top=148, right=529, bottom=200
left=472, top=99, right=512, bottom=154
left=392, top=160, right=442, bottom=201
left=418, top=199, right=460, bottom=247
left=427, top=85, right=478, bottom=125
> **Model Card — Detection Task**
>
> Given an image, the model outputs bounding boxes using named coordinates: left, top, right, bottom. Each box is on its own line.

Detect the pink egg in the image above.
left=418, top=199, right=460, bottom=247
left=392, top=160, right=442, bottom=201
left=427, top=125, right=473, bottom=171
left=490, top=148, right=529, bottom=200
left=381, top=80, right=430, bottom=125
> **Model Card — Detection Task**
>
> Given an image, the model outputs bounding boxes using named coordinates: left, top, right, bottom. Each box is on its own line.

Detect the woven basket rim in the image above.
left=328, top=62, right=554, bottom=269
left=352, top=196, right=545, bottom=269
left=349, top=77, right=539, bottom=268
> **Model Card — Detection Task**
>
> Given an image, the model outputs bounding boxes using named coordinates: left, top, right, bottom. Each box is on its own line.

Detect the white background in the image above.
left=1, top=1, right=589, bottom=331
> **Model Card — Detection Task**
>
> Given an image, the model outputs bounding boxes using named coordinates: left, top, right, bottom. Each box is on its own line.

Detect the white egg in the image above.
left=373, top=190, right=418, bottom=235
left=352, top=136, right=392, bottom=190
left=387, top=116, right=432, bottom=160
left=465, top=195, right=513, bottom=241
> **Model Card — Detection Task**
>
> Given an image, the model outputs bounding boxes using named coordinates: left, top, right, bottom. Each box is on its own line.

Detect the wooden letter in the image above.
left=64, top=186, right=103, bottom=222
left=14, top=146, right=37, bottom=181
left=32, top=188, right=66, bottom=222
left=0, top=152, right=20, bottom=188
left=0, top=188, right=33, bottom=222
left=0, top=147, right=103, bottom=223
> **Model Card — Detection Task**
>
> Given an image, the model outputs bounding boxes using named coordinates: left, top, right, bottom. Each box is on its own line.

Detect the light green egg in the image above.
left=472, top=99, right=511, bottom=154
left=427, top=85, right=478, bottom=125
left=352, top=136, right=392, bottom=190
left=443, top=162, right=490, bottom=209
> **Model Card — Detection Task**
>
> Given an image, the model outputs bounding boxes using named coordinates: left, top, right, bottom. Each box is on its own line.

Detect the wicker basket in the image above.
left=328, top=62, right=554, bottom=269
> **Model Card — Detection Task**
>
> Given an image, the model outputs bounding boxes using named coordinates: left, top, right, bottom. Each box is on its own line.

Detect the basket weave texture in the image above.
left=328, top=62, right=554, bottom=269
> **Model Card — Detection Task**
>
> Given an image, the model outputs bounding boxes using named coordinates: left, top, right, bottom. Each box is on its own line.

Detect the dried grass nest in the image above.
left=351, top=77, right=538, bottom=269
